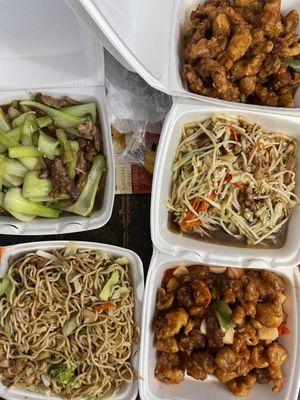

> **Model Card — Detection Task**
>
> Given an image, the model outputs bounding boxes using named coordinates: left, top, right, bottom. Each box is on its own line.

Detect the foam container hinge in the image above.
left=151, top=98, right=300, bottom=269
left=0, top=0, right=115, bottom=235
left=66, top=0, right=300, bottom=116
left=0, top=240, right=144, bottom=400
left=138, top=251, right=300, bottom=400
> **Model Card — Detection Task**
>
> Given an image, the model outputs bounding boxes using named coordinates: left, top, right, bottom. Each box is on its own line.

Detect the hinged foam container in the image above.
left=0, top=0, right=115, bottom=235
left=139, top=251, right=300, bottom=400
left=0, top=240, right=144, bottom=400
left=151, top=99, right=300, bottom=269
left=66, top=0, right=300, bottom=115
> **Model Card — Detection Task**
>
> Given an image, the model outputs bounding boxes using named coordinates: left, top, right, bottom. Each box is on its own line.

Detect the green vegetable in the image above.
left=1, top=157, right=28, bottom=188
left=111, top=287, right=128, bottom=300
left=281, top=58, right=300, bottom=73
left=8, top=105, right=21, bottom=120
left=61, top=103, right=97, bottom=124
left=7, top=126, right=23, bottom=142
left=28, top=194, right=70, bottom=203
left=4, top=188, right=60, bottom=219
left=56, top=129, right=73, bottom=165
left=22, top=171, right=52, bottom=199
left=36, top=351, right=50, bottom=361
left=20, top=117, right=40, bottom=170
left=9, top=146, right=42, bottom=158
left=0, top=277, right=15, bottom=304
left=62, top=315, right=77, bottom=336
left=0, top=129, right=19, bottom=148
left=20, top=101, right=87, bottom=129
left=50, top=363, right=74, bottom=385
left=72, top=382, right=82, bottom=389
left=12, top=111, right=35, bottom=128
left=0, top=107, right=11, bottom=132
left=68, top=141, right=79, bottom=180
left=99, top=270, right=119, bottom=301
left=65, top=155, right=106, bottom=217
left=38, top=132, right=60, bottom=160
left=36, top=116, right=52, bottom=129
left=212, top=300, right=235, bottom=331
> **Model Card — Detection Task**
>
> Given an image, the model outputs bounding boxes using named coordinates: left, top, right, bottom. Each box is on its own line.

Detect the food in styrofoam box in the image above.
left=182, top=0, right=300, bottom=107
left=0, top=93, right=106, bottom=222
left=151, top=103, right=300, bottom=268
left=0, top=241, right=144, bottom=400
left=153, top=264, right=288, bottom=396
left=139, top=256, right=299, bottom=400
left=167, top=113, right=298, bottom=248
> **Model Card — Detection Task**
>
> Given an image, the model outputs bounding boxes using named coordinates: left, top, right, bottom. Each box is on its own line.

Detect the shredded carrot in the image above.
left=229, top=126, right=238, bottom=142
left=179, top=193, right=217, bottom=230
left=278, top=323, right=290, bottom=336
left=234, top=182, right=244, bottom=190
left=248, top=142, right=265, bottom=161
left=94, top=302, right=115, bottom=312
left=0, top=248, right=4, bottom=263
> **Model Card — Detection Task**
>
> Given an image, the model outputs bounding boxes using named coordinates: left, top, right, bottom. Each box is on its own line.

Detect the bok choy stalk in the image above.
left=56, top=129, right=73, bottom=164
left=22, top=171, right=70, bottom=202
left=20, top=101, right=87, bottom=129
left=8, top=101, right=21, bottom=120
left=22, top=171, right=52, bottom=198
left=4, top=188, right=60, bottom=218
left=1, top=156, right=28, bottom=187
left=64, top=155, right=106, bottom=217
left=12, top=111, right=36, bottom=128
left=68, top=141, right=79, bottom=180
left=1, top=190, right=35, bottom=221
left=0, top=107, right=11, bottom=132
left=99, top=271, right=119, bottom=301
left=38, top=132, right=60, bottom=160
left=61, top=103, right=97, bottom=124
left=20, top=117, right=41, bottom=170
left=9, top=146, right=42, bottom=158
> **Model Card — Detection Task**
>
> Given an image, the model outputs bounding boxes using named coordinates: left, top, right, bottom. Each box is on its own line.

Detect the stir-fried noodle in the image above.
left=0, top=245, right=135, bottom=399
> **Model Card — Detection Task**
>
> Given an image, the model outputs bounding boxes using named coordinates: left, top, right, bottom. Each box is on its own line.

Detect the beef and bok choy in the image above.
left=0, top=93, right=106, bottom=222
left=167, top=114, right=298, bottom=247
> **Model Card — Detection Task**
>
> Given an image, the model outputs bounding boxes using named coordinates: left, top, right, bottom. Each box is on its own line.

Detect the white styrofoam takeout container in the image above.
left=66, top=0, right=300, bottom=115
left=151, top=99, right=300, bottom=269
left=0, top=240, right=144, bottom=400
left=0, top=0, right=115, bottom=235
left=139, top=251, right=300, bottom=400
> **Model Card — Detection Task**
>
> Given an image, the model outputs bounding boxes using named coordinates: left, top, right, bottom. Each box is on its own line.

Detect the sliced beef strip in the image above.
left=49, top=158, right=80, bottom=199
left=78, top=120, right=102, bottom=152
left=35, top=93, right=79, bottom=109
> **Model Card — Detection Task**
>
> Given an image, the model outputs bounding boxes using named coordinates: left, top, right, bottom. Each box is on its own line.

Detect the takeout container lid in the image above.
left=0, top=240, right=144, bottom=400
left=139, top=251, right=300, bottom=400
left=66, top=0, right=300, bottom=115
left=0, top=0, right=115, bottom=235
left=151, top=98, right=300, bottom=268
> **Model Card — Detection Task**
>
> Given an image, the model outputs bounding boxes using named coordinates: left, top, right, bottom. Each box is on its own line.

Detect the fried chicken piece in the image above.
left=185, top=36, right=228, bottom=61
left=215, top=368, right=239, bottom=383
left=184, top=19, right=211, bottom=46
left=243, top=278, right=260, bottom=302
left=254, top=84, right=278, bottom=106
left=223, top=7, right=249, bottom=31
left=270, top=65, right=291, bottom=91
left=234, top=7, right=260, bottom=26
left=252, top=367, right=271, bottom=384
left=157, top=337, right=179, bottom=353
left=228, top=374, right=256, bottom=397
left=260, top=270, right=286, bottom=292
left=249, top=29, right=274, bottom=56
left=156, top=288, right=174, bottom=310
left=225, top=29, right=252, bottom=70
left=232, top=53, right=265, bottom=79
left=234, top=0, right=261, bottom=9
left=232, top=305, right=246, bottom=326
left=256, top=301, right=284, bottom=328
left=239, top=76, right=256, bottom=95
left=178, top=328, right=206, bottom=355
left=183, top=64, right=219, bottom=97
left=154, top=309, right=189, bottom=339
left=259, top=54, right=282, bottom=82
left=283, top=9, right=299, bottom=33
left=215, top=347, right=237, bottom=370
left=261, top=0, right=284, bottom=39
left=186, top=351, right=215, bottom=380
left=251, top=346, right=269, bottom=369
left=275, top=34, right=300, bottom=57
left=155, top=352, right=184, bottom=384
left=206, top=311, right=225, bottom=347
left=212, top=13, right=230, bottom=37
left=221, top=277, right=243, bottom=304
left=232, top=323, right=259, bottom=351
left=177, top=285, right=193, bottom=308
left=266, top=343, right=288, bottom=392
